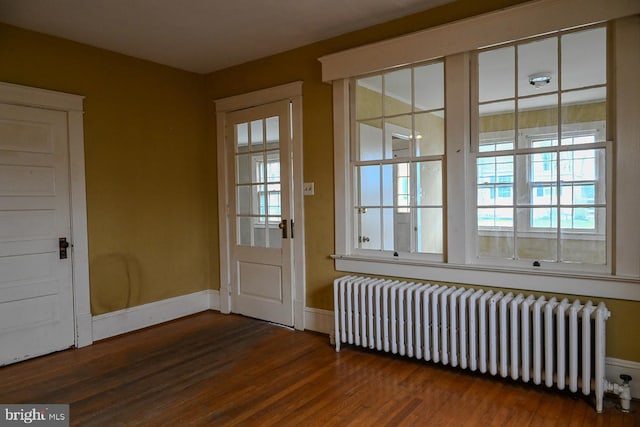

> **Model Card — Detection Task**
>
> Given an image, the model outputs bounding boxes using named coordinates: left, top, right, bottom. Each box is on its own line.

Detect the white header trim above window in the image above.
left=319, top=0, right=640, bottom=82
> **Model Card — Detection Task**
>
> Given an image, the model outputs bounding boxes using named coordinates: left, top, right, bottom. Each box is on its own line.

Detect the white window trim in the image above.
left=326, top=3, right=640, bottom=301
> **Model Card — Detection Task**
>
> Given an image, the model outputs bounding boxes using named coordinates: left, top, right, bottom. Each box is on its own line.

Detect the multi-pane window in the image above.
left=352, top=61, right=444, bottom=257
left=235, top=116, right=282, bottom=248
left=474, top=26, right=607, bottom=266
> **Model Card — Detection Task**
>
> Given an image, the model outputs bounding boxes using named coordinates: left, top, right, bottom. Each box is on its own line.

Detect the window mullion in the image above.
left=556, top=35, right=563, bottom=262
left=513, top=44, right=520, bottom=261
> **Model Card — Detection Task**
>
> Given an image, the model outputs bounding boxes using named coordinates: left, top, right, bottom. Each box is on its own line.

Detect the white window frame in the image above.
left=321, top=0, right=640, bottom=301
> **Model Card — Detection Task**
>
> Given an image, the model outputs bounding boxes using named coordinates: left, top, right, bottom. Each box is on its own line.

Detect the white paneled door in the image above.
left=0, top=103, right=75, bottom=365
left=226, top=100, right=293, bottom=326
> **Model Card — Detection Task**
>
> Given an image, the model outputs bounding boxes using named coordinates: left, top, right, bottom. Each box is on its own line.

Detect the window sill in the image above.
left=330, top=254, right=640, bottom=301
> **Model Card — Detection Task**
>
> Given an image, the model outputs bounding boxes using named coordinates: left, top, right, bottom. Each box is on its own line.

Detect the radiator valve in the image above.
left=619, top=374, right=632, bottom=413
left=606, top=374, right=632, bottom=412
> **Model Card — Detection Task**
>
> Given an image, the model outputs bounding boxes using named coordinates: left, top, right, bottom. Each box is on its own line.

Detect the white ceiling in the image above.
left=0, top=0, right=453, bottom=74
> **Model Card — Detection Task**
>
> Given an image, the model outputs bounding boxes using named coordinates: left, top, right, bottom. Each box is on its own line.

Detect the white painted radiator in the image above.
left=333, top=275, right=612, bottom=412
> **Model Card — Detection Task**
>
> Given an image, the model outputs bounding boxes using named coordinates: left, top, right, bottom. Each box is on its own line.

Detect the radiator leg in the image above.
left=596, top=391, right=604, bottom=414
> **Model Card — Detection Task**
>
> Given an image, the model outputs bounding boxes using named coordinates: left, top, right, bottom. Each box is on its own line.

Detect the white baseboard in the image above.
left=605, top=357, right=640, bottom=399
left=209, top=289, right=220, bottom=311
left=302, top=308, right=640, bottom=399
left=304, top=307, right=333, bottom=335
left=92, top=290, right=213, bottom=341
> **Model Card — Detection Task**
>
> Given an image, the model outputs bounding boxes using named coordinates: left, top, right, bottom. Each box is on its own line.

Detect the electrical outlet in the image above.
left=303, top=182, right=315, bottom=196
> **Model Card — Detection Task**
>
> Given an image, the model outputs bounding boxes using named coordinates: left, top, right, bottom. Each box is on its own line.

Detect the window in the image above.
left=324, top=1, right=640, bottom=300
left=352, top=62, right=444, bottom=257
left=474, top=26, right=608, bottom=267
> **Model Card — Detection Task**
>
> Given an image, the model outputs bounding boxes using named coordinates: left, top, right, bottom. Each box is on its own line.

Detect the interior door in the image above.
left=226, top=100, right=293, bottom=326
left=0, top=103, right=75, bottom=365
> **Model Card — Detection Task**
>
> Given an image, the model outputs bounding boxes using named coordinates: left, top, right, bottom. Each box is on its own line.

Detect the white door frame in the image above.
left=0, top=82, right=92, bottom=347
left=215, top=82, right=305, bottom=330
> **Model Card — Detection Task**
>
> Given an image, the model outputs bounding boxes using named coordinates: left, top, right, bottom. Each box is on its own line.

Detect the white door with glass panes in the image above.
left=0, top=103, right=75, bottom=365
left=226, top=100, right=293, bottom=326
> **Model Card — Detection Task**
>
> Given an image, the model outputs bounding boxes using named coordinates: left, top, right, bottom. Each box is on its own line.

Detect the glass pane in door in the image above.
left=235, top=116, right=282, bottom=249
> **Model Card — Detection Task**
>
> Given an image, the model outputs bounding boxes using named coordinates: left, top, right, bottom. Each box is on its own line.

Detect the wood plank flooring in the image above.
left=0, top=312, right=637, bottom=426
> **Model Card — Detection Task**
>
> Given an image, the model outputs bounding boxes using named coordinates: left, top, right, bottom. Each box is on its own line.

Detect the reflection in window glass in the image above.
left=353, top=61, right=445, bottom=256
left=475, top=26, right=607, bottom=265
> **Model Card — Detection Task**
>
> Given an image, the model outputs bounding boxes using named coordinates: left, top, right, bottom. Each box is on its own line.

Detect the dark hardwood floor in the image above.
left=0, top=312, right=637, bottom=426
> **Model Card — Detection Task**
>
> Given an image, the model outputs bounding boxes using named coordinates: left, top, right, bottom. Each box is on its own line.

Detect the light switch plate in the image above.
left=303, top=182, right=315, bottom=196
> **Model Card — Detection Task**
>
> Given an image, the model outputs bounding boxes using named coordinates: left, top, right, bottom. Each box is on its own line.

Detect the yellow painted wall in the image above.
left=206, top=0, right=640, bottom=360
left=0, top=23, right=212, bottom=314
left=205, top=0, right=540, bottom=308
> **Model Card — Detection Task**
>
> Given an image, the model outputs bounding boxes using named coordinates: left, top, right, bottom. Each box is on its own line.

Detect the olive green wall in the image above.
left=206, top=0, right=640, bottom=360
left=0, top=23, right=212, bottom=314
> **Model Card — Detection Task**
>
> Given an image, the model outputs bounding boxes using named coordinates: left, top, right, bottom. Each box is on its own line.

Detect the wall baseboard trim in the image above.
left=209, top=289, right=221, bottom=311
left=92, top=290, right=214, bottom=341
left=302, top=308, right=640, bottom=399
left=303, top=307, right=333, bottom=335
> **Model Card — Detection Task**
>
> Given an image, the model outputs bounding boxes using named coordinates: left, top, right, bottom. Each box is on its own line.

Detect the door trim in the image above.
left=0, top=82, right=92, bottom=347
left=215, top=82, right=306, bottom=330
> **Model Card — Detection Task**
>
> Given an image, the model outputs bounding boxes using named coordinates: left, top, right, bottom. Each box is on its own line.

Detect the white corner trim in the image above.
left=304, top=307, right=334, bottom=335
left=606, top=357, right=640, bottom=399
left=319, top=0, right=640, bottom=81
left=92, top=290, right=212, bottom=341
